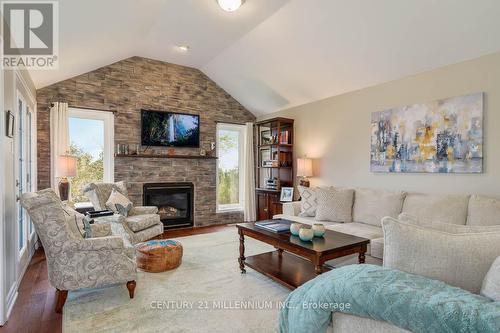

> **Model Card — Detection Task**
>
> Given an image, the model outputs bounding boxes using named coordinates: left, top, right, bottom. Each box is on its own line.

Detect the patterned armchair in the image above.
left=83, top=181, right=164, bottom=244
left=20, top=189, right=137, bottom=313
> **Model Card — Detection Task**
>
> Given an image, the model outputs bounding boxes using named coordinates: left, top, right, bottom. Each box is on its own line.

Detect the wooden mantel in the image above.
left=115, top=154, right=217, bottom=160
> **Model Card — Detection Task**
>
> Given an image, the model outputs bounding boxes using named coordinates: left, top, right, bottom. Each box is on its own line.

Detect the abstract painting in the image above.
left=370, top=92, right=483, bottom=173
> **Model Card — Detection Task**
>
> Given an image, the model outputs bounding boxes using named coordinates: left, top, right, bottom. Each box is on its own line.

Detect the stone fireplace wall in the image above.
left=36, top=56, right=255, bottom=226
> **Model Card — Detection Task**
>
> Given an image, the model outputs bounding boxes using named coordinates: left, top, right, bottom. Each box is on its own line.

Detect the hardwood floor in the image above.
left=0, top=224, right=235, bottom=333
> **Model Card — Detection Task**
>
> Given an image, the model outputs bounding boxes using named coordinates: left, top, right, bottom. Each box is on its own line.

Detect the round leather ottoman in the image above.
left=135, top=240, right=183, bottom=273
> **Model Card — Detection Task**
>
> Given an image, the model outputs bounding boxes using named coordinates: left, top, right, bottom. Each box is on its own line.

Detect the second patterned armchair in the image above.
left=83, top=181, right=164, bottom=244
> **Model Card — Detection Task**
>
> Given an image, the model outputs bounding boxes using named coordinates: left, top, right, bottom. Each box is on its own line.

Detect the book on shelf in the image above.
left=255, top=219, right=291, bottom=233
left=279, top=130, right=290, bottom=144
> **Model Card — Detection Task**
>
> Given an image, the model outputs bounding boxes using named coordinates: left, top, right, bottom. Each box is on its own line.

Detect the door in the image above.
left=268, top=193, right=282, bottom=217
left=257, top=192, right=269, bottom=221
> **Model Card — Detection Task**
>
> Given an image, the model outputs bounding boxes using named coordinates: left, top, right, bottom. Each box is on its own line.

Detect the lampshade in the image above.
left=296, top=158, right=313, bottom=177
left=217, top=0, right=244, bottom=12
left=57, top=155, right=77, bottom=178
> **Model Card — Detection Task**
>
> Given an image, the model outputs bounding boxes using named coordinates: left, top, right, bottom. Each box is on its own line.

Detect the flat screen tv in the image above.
left=141, top=110, right=200, bottom=147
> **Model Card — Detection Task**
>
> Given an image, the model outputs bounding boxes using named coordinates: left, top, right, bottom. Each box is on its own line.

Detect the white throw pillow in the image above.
left=402, top=193, right=469, bottom=225
left=106, top=189, right=133, bottom=215
left=481, top=256, right=500, bottom=301
left=382, top=216, right=500, bottom=293
left=298, top=186, right=317, bottom=217
left=315, top=187, right=354, bottom=223
left=352, top=188, right=406, bottom=227
left=467, top=195, right=500, bottom=226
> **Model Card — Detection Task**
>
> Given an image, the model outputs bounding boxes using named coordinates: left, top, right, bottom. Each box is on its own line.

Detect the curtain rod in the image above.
left=50, top=103, right=117, bottom=114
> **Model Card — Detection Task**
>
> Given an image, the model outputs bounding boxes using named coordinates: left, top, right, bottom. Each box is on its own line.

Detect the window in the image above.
left=68, top=108, right=114, bottom=202
left=216, top=123, right=245, bottom=212
left=16, top=90, right=35, bottom=253
left=26, top=107, right=34, bottom=236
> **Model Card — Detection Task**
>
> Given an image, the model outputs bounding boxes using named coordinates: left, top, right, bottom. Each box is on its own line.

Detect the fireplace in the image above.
left=143, top=183, right=194, bottom=229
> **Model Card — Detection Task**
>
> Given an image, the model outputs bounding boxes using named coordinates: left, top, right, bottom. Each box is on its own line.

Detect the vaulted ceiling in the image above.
left=29, top=0, right=500, bottom=115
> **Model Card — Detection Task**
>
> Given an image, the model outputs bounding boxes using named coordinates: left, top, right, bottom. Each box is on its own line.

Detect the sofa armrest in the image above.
left=282, top=201, right=301, bottom=216
left=90, top=223, right=112, bottom=237
left=129, top=206, right=158, bottom=216
left=75, top=236, right=125, bottom=251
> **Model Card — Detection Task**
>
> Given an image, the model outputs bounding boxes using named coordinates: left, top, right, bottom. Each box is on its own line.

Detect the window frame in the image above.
left=216, top=123, right=246, bottom=213
left=68, top=108, right=115, bottom=192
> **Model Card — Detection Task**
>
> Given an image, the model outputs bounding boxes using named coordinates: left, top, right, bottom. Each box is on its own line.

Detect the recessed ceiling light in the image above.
left=177, top=45, right=189, bottom=52
left=217, top=0, right=244, bottom=12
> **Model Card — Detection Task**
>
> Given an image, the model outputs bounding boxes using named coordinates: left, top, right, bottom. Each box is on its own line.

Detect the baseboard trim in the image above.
left=5, top=284, right=18, bottom=323
left=3, top=240, right=37, bottom=325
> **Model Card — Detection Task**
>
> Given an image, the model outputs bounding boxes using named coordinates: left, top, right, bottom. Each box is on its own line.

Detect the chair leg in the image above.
left=55, top=289, right=68, bottom=314
left=126, top=280, right=136, bottom=299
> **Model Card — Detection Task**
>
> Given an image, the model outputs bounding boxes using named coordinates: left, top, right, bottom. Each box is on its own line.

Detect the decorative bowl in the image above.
left=290, top=223, right=303, bottom=236
left=299, top=227, right=314, bottom=242
left=312, top=223, right=326, bottom=237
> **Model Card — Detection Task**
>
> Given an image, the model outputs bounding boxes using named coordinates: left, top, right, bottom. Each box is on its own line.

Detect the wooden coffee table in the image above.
left=236, top=221, right=370, bottom=289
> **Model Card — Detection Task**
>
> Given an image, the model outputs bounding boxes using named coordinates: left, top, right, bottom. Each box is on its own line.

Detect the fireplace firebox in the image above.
left=143, top=183, right=194, bottom=229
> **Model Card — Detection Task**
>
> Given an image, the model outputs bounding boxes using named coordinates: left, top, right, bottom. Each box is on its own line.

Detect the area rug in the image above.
left=63, top=229, right=291, bottom=333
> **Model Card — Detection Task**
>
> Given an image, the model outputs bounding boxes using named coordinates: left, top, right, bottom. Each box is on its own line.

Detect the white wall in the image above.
left=258, top=52, right=500, bottom=197
left=0, top=35, right=5, bottom=326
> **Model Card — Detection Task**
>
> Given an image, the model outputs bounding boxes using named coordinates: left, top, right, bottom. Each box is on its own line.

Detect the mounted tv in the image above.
left=141, top=110, right=200, bottom=147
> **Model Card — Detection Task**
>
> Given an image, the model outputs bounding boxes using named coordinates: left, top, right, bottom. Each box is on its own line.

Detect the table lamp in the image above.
left=297, top=158, right=313, bottom=187
left=57, top=154, right=77, bottom=201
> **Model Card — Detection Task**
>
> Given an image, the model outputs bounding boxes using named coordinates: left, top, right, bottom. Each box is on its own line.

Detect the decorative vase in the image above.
left=299, top=227, right=314, bottom=242
left=312, top=223, right=326, bottom=237
left=290, top=223, right=302, bottom=236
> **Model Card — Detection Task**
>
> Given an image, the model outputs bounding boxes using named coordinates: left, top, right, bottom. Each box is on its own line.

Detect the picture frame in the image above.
left=280, top=187, right=294, bottom=202
left=5, top=110, right=14, bottom=138
left=370, top=92, right=483, bottom=173
left=260, top=130, right=272, bottom=145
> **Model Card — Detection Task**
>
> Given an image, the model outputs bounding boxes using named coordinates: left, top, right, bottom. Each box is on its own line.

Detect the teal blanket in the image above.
left=279, top=265, right=500, bottom=333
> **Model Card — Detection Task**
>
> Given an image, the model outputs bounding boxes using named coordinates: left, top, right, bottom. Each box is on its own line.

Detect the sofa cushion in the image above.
left=352, top=188, right=406, bottom=227
left=370, top=238, right=384, bottom=259
left=125, top=214, right=161, bottom=232
left=297, top=186, right=318, bottom=217
left=399, top=213, right=500, bottom=233
left=273, top=214, right=340, bottom=227
left=282, top=202, right=301, bottom=216
left=402, top=193, right=469, bottom=225
left=315, top=187, right=354, bottom=223
left=382, top=216, right=500, bottom=293
left=332, top=313, right=410, bottom=333
left=481, top=256, right=500, bottom=301
left=467, top=195, right=500, bottom=226
left=328, top=222, right=382, bottom=241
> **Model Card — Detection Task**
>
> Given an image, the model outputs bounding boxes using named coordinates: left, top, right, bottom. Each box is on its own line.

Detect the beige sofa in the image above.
left=276, top=188, right=500, bottom=262
left=276, top=188, right=500, bottom=333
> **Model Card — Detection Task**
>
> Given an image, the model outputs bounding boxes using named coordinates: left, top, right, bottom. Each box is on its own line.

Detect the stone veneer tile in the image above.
left=37, top=56, right=255, bottom=226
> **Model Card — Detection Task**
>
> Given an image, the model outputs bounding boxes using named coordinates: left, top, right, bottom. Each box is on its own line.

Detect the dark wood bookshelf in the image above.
left=254, top=117, right=294, bottom=220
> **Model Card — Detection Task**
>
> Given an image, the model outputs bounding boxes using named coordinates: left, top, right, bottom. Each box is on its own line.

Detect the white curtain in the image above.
left=50, top=102, right=69, bottom=192
left=243, top=122, right=256, bottom=221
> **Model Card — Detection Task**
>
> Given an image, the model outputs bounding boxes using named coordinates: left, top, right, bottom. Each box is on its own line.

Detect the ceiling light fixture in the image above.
left=177, top=45, right=189, bottom=52
left=217, top=0, right=244, bottom=12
